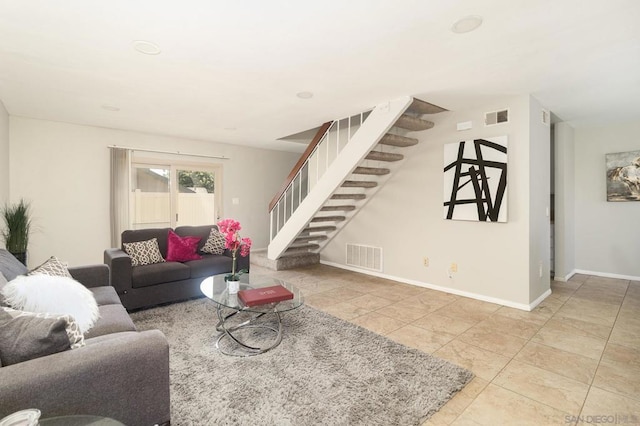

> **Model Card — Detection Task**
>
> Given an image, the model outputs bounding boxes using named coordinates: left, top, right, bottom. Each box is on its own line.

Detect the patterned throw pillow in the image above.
left=201, top=228, right=226, bottom=255
left=28, top=256, right=72, bottom=278
left=1, top=307, right=85, bottom=349
left=123, top=238, right=165, bottom=266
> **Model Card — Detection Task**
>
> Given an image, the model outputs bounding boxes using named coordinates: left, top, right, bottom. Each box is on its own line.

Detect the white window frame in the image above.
left=130, top=155, right=224, bottom=229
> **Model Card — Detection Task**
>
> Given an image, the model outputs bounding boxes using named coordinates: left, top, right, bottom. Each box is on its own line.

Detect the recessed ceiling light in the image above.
left=451, top=15, right=483, bottom=34
left=101, top=104, right=120, bottom=111
left=132, top=40, right=161, bottom=55
left=296, top=91, right=314, bottom=99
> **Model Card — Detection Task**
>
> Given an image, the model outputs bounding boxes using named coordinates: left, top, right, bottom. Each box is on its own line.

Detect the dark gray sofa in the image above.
left=0, top=250, right=171, bottom=425
left=104, top=225, right=250, bottom=311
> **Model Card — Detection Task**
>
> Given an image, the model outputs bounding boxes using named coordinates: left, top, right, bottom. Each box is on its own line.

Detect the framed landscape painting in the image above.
left=606, top=150, right=640, bottom=202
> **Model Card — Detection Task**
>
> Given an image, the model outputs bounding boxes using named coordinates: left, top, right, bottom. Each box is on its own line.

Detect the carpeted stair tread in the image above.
left=311, top=215, right=345, bottom=222
left=407, top=98, right=447, bottom=115
left=295, top=235, right=328, bottom=243
left=331, top=193, right=366, bottom=200
left=302, top=225, right=337, bottom=233
left=394, top=115, right=434, bottom=131
left=379, top=134, right=418, bottom=147
left=320, top=205, right=356, bottom=211
left=285, top=243, right=320, bottom=253
left=342, top=180, right=377, bottom=188
left=366, top=151, right=404, bottom=162
left=353, top=166, right=390, bottom=175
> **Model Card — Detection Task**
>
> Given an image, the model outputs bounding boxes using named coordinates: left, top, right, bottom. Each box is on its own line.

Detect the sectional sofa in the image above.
left=0, top=249, right=170, bottom=425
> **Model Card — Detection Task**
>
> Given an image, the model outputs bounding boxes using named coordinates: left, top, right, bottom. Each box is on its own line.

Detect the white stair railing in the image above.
left=269, top=111, right=371, bottom=241
left=267, top=96, right=414, bottom=260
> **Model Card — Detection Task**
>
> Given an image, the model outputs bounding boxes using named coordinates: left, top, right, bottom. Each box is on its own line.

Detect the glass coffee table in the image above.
left=200, top=274, right=304, bottom=357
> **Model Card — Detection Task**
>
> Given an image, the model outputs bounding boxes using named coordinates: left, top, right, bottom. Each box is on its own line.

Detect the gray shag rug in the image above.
left=131, top=298, right=473, bottom=426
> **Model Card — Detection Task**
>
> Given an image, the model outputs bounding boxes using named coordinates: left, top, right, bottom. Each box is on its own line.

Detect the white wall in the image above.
left=9, top=117, right=298, bottom=267
left=574, top=121, right=640, bottom=278
left=0, top=100, right=9, bottom=205
left=528, top=96, right=551, bottom=302
left=322, top=95, right=547, bottom=308
left=554, top=122, right=575, bottom=280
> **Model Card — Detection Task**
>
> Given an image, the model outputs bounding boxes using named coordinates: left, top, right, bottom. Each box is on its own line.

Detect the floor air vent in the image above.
left=346, top=243, right=383, bottom=272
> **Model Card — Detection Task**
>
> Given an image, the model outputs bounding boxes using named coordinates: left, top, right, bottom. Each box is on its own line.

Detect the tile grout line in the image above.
left=447, top=278, right=585, bottom=424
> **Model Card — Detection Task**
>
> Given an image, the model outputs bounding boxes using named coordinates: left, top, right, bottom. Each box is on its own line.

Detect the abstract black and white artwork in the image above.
left=606, top=150, right=640, bottom=202
left=443, top=136, right=508, bottom=222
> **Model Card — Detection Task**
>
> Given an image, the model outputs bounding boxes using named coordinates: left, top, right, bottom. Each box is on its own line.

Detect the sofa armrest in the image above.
left=104, top=248, right=132, bottom=295
left=0, top=330, right=170, bottom=425
left=68, top=264, right=110, bottom=288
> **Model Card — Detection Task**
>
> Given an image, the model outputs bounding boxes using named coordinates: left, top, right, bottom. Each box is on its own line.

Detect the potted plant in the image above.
left=217, top=218, right=252, bottom=294
left=1, top=199, right=32, bottom=266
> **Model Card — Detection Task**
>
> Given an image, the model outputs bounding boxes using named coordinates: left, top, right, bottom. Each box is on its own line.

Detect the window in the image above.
left=130, top=158, right=222, bottom=229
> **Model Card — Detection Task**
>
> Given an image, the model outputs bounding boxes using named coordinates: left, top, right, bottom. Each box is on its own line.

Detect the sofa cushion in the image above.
left=84, top=304, right=136, bottom=338
left=166, top=230, right=202, bottom=262
left=131, top=262, right=190, bottom=288
left=90, top=286, right=122, bottom=306
left=2, top=275, right=100, bottom=334
left=28, top=256, right=72, bottom=278
left=123, top=238, right=165, bottom=267
left=201, top=227, right=226, bottom=255
left=0, top=308, right=71, bottom=366
left=2, top=307, right=85, bottom=349
left=185, top=254, right=234, bottom=279
left=122, top=228, right=171, bottom=257
left=174, top=225, right=217, bottom=253
left=0, top=249, right=28, bottom=281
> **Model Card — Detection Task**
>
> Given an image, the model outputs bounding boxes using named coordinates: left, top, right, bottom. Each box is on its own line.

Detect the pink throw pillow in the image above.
left=166, top=230, right=202, bottom=262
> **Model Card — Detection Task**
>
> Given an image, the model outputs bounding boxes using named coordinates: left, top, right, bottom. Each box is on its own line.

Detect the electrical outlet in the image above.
left=423, top=257, right=429, bottom=267
left=539, top=261, right=543, bottom=278
left=450, top=263, right=458, bottom=273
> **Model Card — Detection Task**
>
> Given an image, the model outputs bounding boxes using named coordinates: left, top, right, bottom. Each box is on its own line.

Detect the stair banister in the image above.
left=268, top=121, right=333, bottom=213
left=269, top=111, right=371, bottom=243
left=268, top=96, right=413, bottom=259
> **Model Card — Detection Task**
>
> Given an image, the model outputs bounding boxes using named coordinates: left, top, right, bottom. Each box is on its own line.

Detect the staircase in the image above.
left=265, top=96, right=445, bottom=270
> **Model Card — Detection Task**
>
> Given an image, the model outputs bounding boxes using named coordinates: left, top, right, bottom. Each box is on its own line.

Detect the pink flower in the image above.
left=217, top=219, right=241, bottom=235
left=217, top=218, right=251, bottom=256
left=240, top=237, right=252, bottom=257
left=217, top=218, right=251, bottom=280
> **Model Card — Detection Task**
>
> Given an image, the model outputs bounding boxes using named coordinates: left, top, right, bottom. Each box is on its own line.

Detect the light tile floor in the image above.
left=250, top=263, right=640, bottom=425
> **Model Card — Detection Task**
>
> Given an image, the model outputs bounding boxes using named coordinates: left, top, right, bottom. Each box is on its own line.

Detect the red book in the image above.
left=238, top=285, right=294, bottom=307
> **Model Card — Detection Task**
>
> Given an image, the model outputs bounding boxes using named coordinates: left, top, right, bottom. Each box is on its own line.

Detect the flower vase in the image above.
left=227, top=279, right=240, bottom=294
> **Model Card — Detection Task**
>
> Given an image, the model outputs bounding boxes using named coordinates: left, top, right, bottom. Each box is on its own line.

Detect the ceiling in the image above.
left=0, top=0, right=639, bottom=153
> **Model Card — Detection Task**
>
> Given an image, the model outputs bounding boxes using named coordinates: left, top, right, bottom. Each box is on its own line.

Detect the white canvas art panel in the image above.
left=443, top=136, right=508, bottom=222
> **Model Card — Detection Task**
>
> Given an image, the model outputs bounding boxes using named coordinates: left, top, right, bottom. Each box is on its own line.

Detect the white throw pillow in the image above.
left=1, top=275, right=99, bottom=334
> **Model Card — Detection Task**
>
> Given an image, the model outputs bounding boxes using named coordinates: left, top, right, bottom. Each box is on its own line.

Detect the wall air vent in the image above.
left=542, top=109, right=550, bottom=126
left=485, top=109, right=509, bottom=126
left=346, top=243, right=383, bottom=272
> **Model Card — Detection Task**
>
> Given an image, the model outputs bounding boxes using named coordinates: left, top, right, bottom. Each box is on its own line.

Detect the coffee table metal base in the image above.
left=215, top=305, right=283, bottom=357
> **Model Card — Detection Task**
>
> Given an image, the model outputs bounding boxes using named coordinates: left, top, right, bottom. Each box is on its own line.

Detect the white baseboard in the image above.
left=553, top=269, right=576, bottom=282
left=320, top=260, right=548, bottom=312
left=574, top=269, right=640, bottom=281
